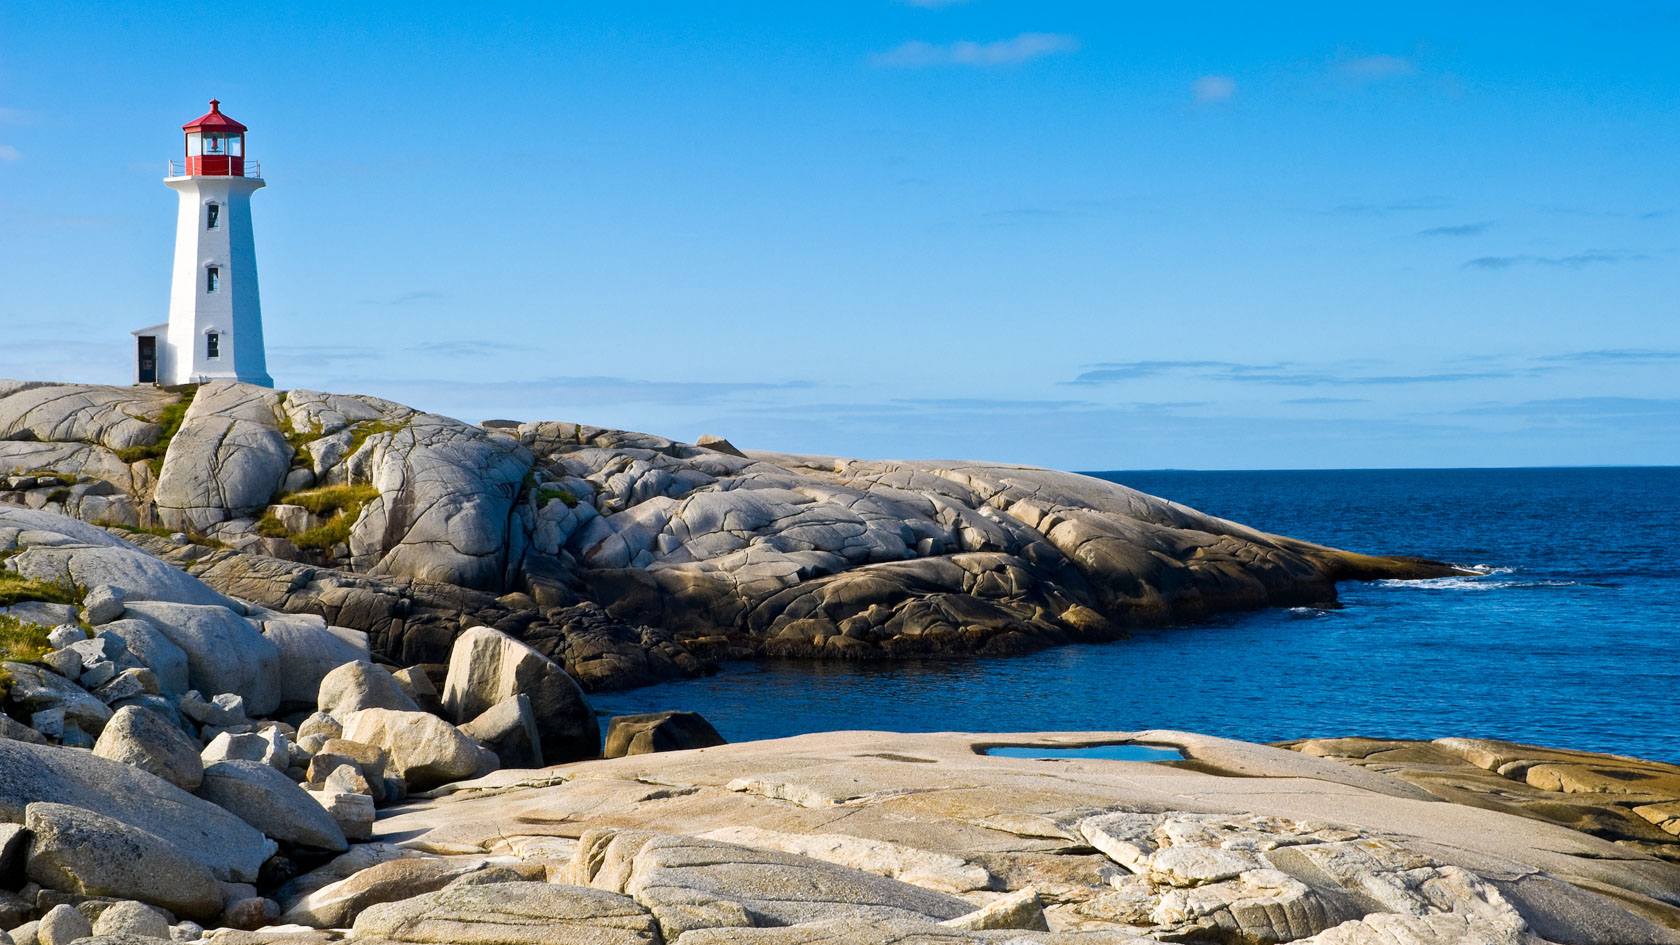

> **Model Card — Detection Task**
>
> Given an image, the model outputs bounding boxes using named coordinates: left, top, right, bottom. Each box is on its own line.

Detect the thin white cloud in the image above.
left=0, top=146, right=19, bottom=162
left=1190, top=75, right=1236, bottom=103
left=873, top=33, right=1079, bottom=68
left=1335, top=54, right=1418, bottom=80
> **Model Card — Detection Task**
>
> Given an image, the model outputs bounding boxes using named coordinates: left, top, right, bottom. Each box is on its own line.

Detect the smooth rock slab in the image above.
left=350, top=881, right=659, bottom=945
left=23, top=802, right=226, bottom=920
left=594, top=834, right=973, bottom=936
left=92, top=705, right=204, bottom=791
left=197, top=761, right=347, bottom=852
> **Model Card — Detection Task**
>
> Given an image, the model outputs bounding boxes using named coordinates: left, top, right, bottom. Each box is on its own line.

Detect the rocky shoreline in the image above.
left=0, top=504, right=1678, bottom=943
left=0, top=380, right=1461, bottom=691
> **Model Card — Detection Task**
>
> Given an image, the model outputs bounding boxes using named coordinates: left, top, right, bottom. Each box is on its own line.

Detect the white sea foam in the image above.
left=1374, top=574, right=1577, bottom=592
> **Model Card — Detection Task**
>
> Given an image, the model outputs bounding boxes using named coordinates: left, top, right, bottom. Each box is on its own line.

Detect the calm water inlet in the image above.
left=594, top=467, right=1680, bottom=763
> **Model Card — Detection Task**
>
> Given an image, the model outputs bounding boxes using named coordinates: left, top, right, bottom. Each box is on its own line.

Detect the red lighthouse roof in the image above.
left=182, top=99, right=247, bottom=133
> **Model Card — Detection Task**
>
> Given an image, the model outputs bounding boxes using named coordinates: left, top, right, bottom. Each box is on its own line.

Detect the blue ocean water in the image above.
left=594, top=468, right=1680, bottom=763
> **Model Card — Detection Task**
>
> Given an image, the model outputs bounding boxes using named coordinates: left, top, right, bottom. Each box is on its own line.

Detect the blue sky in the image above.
left=1, top=1, right=1676, bottom=469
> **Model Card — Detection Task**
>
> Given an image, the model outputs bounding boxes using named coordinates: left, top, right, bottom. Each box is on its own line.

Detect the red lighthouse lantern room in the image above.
left=182, top=99, right=248, bottom=176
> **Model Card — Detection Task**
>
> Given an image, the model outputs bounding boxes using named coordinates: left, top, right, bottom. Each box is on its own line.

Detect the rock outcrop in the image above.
left=2, top=380, right=1462, bottom=692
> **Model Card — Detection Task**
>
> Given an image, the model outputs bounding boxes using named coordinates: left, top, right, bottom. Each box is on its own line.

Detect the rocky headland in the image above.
left=0, top=380, right=1458, bottom=691
left=5, top=380, right=1678, bottom=944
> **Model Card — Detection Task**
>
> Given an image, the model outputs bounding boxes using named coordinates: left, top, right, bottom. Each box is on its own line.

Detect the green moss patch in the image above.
left=538, top=486, right=578, bottom=508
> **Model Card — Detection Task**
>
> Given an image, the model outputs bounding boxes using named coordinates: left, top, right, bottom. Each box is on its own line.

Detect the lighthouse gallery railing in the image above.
left=168, top=159, right=262, bottom=179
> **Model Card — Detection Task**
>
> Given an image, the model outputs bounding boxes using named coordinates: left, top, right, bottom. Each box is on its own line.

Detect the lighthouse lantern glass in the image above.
left=186, top=132, right=202, bottom=156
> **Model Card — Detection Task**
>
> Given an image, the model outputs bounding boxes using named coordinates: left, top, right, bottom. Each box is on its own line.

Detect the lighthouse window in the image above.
left=206, top=332, right=221, bottom=360
left=206, top=267, right=220, bottom=292
left=206, top=204, right=220, bottom=229
left=204, top=134, right=226, bottom=155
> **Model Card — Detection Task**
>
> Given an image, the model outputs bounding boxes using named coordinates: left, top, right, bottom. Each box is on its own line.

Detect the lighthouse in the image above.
left=131, top=100, right=273, bottom=387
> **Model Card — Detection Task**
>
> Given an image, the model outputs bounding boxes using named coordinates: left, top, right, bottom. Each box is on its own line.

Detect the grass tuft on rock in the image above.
left=115, top=387, right=197, bottom=473
left=262, top=484, right=381, bottom=552
left=0, top=614, right=53, bottom=665
left=538, top=486, right=578, bottom=508
left=0, top=570, right=84, bottom=609
left=346, top=420, right=407, bottom=458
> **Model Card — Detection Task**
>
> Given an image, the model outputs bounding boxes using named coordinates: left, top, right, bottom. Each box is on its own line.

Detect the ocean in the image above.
left=593, top=467, right=1680, bottom=763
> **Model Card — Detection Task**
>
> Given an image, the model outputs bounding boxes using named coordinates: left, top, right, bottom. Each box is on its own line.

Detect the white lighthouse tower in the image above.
left=131, top=100, right=273, bottom=387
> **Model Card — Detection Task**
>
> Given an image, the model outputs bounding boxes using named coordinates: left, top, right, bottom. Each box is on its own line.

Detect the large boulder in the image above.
left=442, top=626, right=598, bottom=763
left=458, top=695, right=543, bottom=769
left=602, top=711, right=724, bottom=759
left=23, top=802, right=226, bottom=920
left=0, top=739, right=273, bottom=883
left=197, top=760, right=348, bottom=852
left=316, top=661, right=420, bottom=718
left=350, top=881, right=658, bottom=945
left=346, top=413, right=534, bottom=590
left=153, top=382, right=292, bottom=532
left=122, top=601, right=281, bottom=716
left=91, top=705, right=204, bottom=790
left=257, top=614, right=370, bottom=708
left=89, top=902, right=171, bottom=940
left=341, top=708, right=496, bottom=790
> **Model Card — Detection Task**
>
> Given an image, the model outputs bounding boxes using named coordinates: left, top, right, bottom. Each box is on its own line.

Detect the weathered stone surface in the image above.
left=201, top=731, right=287, bottom=771
left=90, top=902, right=170, bottom=940
left=95, top=620, right=189, bottom=698
left=346, top=412, right=533, bottom=590
left=574, top=832, right=972, bottom=936
left=350, top=881, right=659, bottom=945
left=35, top=905, right=91, bottom=945
left=92, top=705, right=204, bottom=790
left=122, top=602, right=281, bottom=716
left=0, top=509, right=237, bottom=609
left=82, top=585, right=125, bottom=625
left=282, top=856, right=529, bottom=928
left=0, top=384, right=171, bottom=452
left=153, top=383, right=292, bottom=533
left=197, top=761, right=348, bottom=852
left=603, top=711, right=724, bottom=759
left=457, top=694, right=543, bottom=769
left=23, top=803, right=226, bottom=920
left=2, top=663, right=112, bottom=733
left=256, top=615, right=369, bottom=708
left=316, top=661, right=418, bottom=718
left=375, top=729, right=1680, bottom=944
left=442, top=626, right=598, bottom=763
left=308, top=790, right=374, bottom=842
left=941, top=887, right=1048, bottom=932
left=341, top=709, right=495, bottom=790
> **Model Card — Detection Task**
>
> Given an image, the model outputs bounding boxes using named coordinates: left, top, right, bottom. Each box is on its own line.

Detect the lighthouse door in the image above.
left=137, top=336, right=157, bottom=384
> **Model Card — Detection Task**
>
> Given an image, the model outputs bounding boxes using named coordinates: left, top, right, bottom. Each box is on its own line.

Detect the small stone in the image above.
left=316, top=663, right=419, bottom=719
left=9, top=922, right=38, bottom=945
left=309, top=791, right=375, bottom=842
left=36, top=905, right=91, bottom=945
left=82, top=586, right=126, bottom=626
left=38, top=651, right=81, bottom=681
left=45, top=627, right=85, bottom=650
left=92, top=670, right=157, bottom=706
left=220, top=897, right=279, bottom=931
left=941, top=887, right=1049, bottom=931
left=201, top=732, right=284, bottom=770
left=90, top=902, right=170, bottom=940
left=92, top=705, right=205, bottom=791
left=295, top=712, right=341, bottom=742
left=29, top=711, right=65, bottom=740
left=602, top=711, right=724, bottom=759
left=168, top=922, right=201, bottom=943
left=79, top=661, right=117, bottom=690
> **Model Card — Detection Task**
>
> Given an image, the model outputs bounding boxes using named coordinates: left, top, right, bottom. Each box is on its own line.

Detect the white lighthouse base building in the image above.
left=131, top=100, right=273, bottom=388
